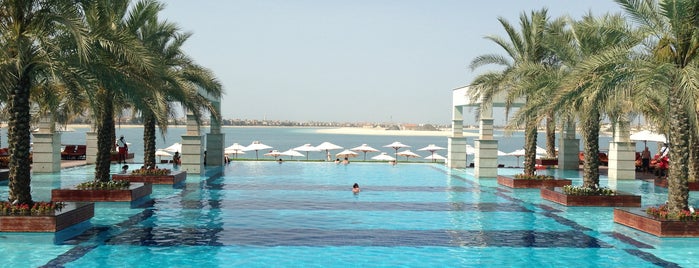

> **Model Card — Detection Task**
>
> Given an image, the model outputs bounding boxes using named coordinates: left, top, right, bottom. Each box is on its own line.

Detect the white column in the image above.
left=32, top=116, right=61, bottom=173
left=206, top=99, right=225, bottom=166
left=85, top=130, right=97, bottom=164
left=181, top=111, right=203, bottom=173
left=608, top=118, right=636, bottom=180
left=475, top=104, right=498, bottom=178
left=448, top=105, right=467, bottom=168
left=558, top=119, right=580, bottom=171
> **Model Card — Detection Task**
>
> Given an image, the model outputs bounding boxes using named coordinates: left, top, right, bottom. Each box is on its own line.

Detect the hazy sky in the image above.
left=159, top=0, right=622, bottom=125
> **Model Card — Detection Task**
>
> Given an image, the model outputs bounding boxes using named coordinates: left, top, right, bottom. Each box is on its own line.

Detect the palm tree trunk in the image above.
left=667, top=90, right=690, bottom=214
left=7, top=76, right=33, bottom=204
left=95, top=88, right=115, bottom=182
left=581, top=111, right=600, bottom=188
left=143, top=113, right=156, bottom=168
left=689, top=131, right=699, bottom=183
left=523, top=116, right=538, bottom=176
left=546, top=113, right=556, bottom=158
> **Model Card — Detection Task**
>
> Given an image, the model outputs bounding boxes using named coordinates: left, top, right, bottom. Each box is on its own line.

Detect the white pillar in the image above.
left=181, top=111, right=203, bottom=173
left=85, top=127, right=98, bottom=165
left=32, top=116, right=61, bottom=173
left=475, top=104, right=498, bottom=178
left=608, top=118, right=636, bottom=180
left=448, top=105, right=467, bottom=168
left=206, top=99, right=225, bottom=166
left=558, top=119, right=580, bottom=171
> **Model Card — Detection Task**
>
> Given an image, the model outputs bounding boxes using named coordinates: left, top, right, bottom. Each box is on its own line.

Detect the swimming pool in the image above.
left=2, top=162, right=699, bottom=267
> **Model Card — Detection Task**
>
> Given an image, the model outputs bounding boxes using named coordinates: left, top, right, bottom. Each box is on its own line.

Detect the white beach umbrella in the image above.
left=280, top=149, right=304, bottom=160
left=536, top=146, right=548, bottom=156
left=155, top=150, right=172, bottom=162
left=498, top=150, right=508, bottom=156
left=630, top=130, right=667, bottom=147
left=224, top=148, right=245, bottom=158
left=384, top=141, right=411, bottom=161
left=244, top=141, right=273, bottom=160
left=507, top=149, right=525, bottom=167
left=336, top=149, right=359, bottom=159
left=315, top=142, right=344, bottom=161
left=397, top=149, right=421, bottom=161
left=162, top=142, right=182, bottom=153
left=225, top=143, right=247, bottom=151
left=293, top=143, right=320, bottom=160
left=371, top=152, right=396, bottom=161
left=350, top=144, right=379, bottom=161
left=418, top=144, right=446, bottom=162
left=225, top=143, right=248, bottom=158
left=424, top=153, right=446, bottom=162
left=264, top=150, right=284, bottom=159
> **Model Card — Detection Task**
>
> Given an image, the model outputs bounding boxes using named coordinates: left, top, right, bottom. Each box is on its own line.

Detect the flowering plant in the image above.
left=513, top=174, right=554, bottom=180
left=562, top=185, right=615, bottom=196
left=131, top=167, right=171, bottom=176
left=0, top=201, right=65, bottom=216
left=76, top=180, right=130, bottom=190
left=646, top=205, right=699, bottom=221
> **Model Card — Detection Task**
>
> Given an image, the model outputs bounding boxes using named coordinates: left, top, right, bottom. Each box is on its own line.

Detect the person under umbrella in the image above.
left=350, top=144, right=379, bottom=161
left=315, top=142, right=343, bottom=161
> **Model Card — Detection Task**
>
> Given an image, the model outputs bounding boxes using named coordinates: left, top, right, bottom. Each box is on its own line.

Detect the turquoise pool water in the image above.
left=2, top=162, right=699, bottom=267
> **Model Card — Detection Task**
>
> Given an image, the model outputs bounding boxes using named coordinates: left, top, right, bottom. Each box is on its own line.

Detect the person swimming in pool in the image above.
left=352, top=183, right=360, bottom=194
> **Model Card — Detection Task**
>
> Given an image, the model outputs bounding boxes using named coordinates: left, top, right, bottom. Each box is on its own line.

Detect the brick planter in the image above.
left=497, top=175, right=572, bottom=189
left=112, top=170, right=186, bottom=185
left=0, top=202, right=94, bottom=232
left=51, top=183, right=152, bottom=202
left=653, top=178, right=699, bottom=191
left=614, top=208, right=699, bottom=237
left=541, top=187, right=641, bottom=207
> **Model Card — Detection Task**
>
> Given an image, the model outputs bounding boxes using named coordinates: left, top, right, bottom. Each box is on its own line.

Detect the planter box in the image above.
left=541, top=187, right=641, bottom=207
left=0, top=202, right=94, bottom=232
left=497, top=175, right=572, bottom=188
left=536, top=159, right=558, bottom=166
left=614, top=208, right=699, bottom=237
left=112, top=171, right=186, bottom=185
left=51, top=182, right=152, bottom=202
left=654, top=178, right=699, bottom=191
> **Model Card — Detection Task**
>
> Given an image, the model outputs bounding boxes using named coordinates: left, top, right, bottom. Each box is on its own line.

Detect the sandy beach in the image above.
left=315, top=127, right=478, bottom=137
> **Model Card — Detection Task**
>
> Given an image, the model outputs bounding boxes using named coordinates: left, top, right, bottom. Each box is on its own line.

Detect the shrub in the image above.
left=513, top=174, right=555, bottom=180
left=76, top=180, right=130, bottom=190
left=646, top=204, right=699, bottom=221
left=0, top=201, right=65, bottom=216
left=562, top=185, right=615, bottom=196
left=131, top=167, right=171, bottom=176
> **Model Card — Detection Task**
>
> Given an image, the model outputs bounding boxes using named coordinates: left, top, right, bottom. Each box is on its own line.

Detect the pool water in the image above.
left=2, top=162, right=699, bottom=267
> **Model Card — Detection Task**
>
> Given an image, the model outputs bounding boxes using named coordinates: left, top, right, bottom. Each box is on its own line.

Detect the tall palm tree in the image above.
left=547, top=13, right=639, bottom=188
left=0, top=0, right=87, bottom=204
left=79, top=0, right=159, bottom=181
left=130, top=3, right=222, bottom=168
left=617, top=0, right=699, bottom=214
left=469, top=9, right=554, bottom=176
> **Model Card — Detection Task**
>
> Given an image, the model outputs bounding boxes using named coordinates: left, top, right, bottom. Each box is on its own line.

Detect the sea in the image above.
left=10, top=126, right=651, bottom=167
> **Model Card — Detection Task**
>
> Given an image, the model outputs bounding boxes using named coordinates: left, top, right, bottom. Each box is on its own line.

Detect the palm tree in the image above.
left=548, top=13, right=639, bottom=189
left=617, top=0, right=699, bottom=214
left=0, top=0, right=87, bottom=204
left=78, top=0, right=159, bottom=181
left=129, top=3, right=222, bottom=168
left=469, top=9, right=554, bottom=176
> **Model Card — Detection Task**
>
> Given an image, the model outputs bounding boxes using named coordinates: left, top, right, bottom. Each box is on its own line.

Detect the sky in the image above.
left=159, top=0, right=623, bottom=125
